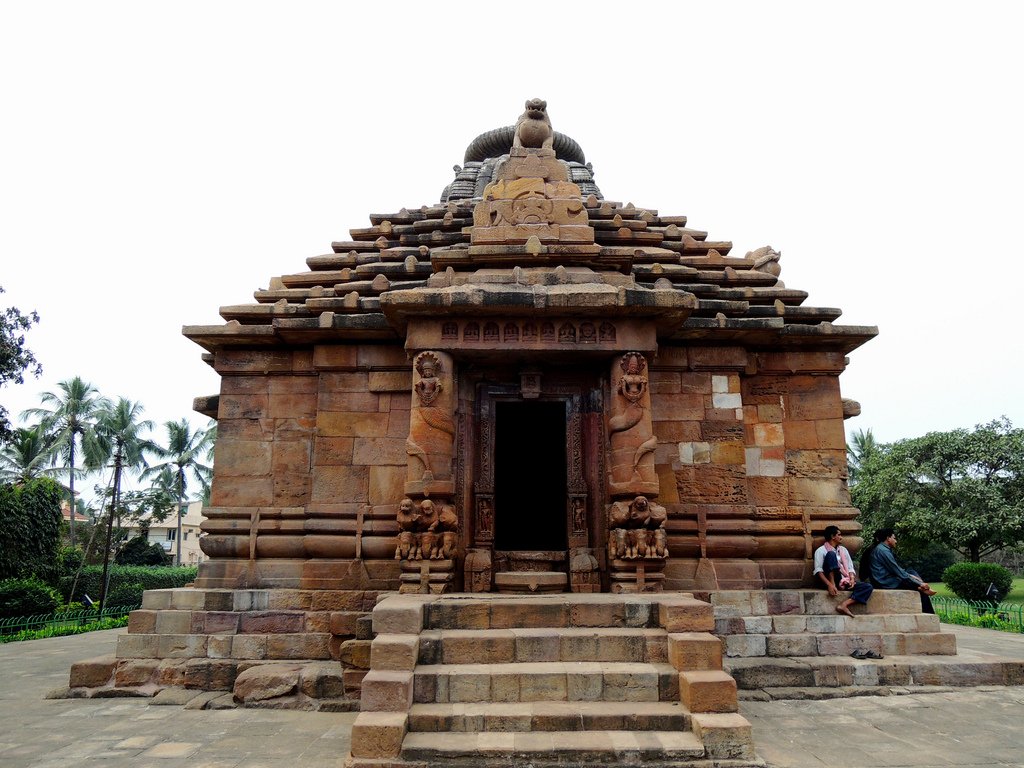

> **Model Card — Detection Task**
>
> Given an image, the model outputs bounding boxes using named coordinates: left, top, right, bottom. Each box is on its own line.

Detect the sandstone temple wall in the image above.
left=650, top=346, right=857, bottom=590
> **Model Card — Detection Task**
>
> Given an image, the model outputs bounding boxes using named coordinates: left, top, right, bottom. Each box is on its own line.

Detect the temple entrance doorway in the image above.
left=493, top=401, right=568, bottom=552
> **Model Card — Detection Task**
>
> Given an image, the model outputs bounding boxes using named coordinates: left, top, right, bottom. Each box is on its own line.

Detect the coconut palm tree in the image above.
left=84, top=398, right=155, bottom=611
left=23, top=377, right=107, bottom=545
left=847, top=428, right=879, bottom=485
left=0, top=425, right=61, bottom=484
left=144, top=419, right=215, bottom=566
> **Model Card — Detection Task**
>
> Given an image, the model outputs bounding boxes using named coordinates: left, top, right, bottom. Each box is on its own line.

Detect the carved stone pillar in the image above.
left=606, top=352, right=666, bottom=592
left=395, top=351, right=458, bottom=593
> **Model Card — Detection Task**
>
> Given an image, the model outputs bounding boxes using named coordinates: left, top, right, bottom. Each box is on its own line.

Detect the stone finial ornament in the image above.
left=513, top=98, right=553, bottom=150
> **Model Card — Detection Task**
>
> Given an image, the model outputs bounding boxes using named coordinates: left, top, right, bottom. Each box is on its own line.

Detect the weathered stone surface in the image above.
left=350, top=711, right=407, bottom=758
left=679, top=669, right=738, bottom=713
left=69, top=655, right=116, bottom=688
left=232, top=663, right=301, bottom=702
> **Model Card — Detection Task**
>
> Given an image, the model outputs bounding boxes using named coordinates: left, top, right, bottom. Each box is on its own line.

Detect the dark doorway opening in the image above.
left=494, top=401, right=568, bottom=551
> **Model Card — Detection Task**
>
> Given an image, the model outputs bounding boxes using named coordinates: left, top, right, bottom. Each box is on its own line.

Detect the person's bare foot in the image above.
left=923, top=588, right=937, bottom=596
left=836, top=604, right=855, bottom=618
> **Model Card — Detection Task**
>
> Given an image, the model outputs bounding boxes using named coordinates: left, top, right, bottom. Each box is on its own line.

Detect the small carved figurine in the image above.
left=619, top=352, right=648, bottom=404
left=414, top=352, right=443, bottom=406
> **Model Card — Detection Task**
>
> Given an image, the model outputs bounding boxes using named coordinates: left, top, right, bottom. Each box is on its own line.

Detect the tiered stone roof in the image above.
left=185, top=124, right=876, bottom=357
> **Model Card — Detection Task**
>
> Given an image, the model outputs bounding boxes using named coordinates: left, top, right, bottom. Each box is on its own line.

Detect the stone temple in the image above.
left=186, top=99, right=875, bottom=598
left=77, top=101, right=1008, bottom=767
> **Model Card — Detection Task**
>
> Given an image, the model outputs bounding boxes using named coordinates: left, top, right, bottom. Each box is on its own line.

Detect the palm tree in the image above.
left=23, top=377, right=107, bottom=545
left=85, top=398, right=154, bottom=611
left=847, top=428, right=879, bottom=485
left=145, top=419, right=215, bottom=566
left=0, top=425, right=60, bottom=484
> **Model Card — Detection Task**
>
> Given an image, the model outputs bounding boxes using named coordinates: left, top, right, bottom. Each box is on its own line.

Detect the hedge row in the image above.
left=60, top=565, right=198, bottom=604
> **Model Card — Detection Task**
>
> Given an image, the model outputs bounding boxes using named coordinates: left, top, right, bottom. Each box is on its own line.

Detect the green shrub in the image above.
left=59, top=565, right=197, bottom=604
left=57, top=546, right=85, bottom=576
left=0, top=577, right=62, bottom=618
left=115, top=536, right=170, bottom=566
left=902, top=545, right=958, bottom=582
left=104, top=582, right=145, bottom=608
left=941, top=562, right=1014, bottom=602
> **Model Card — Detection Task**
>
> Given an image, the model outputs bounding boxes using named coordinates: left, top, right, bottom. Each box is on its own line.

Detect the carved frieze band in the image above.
left=442, top=319, right=617, bottom=345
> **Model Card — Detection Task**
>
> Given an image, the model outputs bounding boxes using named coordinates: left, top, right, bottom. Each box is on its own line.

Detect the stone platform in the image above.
left=347, top=592, right=760, bottom=768
left=703, top=589, right=1024, bottom=697
left=67, top=587, right=382, bottom=709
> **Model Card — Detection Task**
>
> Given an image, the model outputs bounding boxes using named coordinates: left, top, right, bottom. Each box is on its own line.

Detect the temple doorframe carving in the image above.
left=467, top=377, right=599, bottom=592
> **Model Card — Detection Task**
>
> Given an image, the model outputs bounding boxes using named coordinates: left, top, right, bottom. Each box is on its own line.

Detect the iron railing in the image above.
left=0, top=603, right=140, bottom=636
left=933, top=595, right=1024, bottom=633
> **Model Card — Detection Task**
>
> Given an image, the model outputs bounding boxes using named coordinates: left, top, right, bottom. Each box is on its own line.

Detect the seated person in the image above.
left=863, top=528, right=936, bottom=614
left=813, top=525, right=873, bottom=617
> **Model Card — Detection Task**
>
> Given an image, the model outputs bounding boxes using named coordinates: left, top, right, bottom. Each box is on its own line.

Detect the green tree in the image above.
left=0, top=426, right=60, bottom=485
left=84, top=398, right=154, bottom=611
left=0, top=286, right=42, bottom=443
left=0, top=478, right=63, bottom=581
left=853, top=418, right=1024, bottom=562
left=145, top=419, right=214, bottom=566
left=846, top=428, right=878, bottom=485
left=23, top=377, right=107, bottom=546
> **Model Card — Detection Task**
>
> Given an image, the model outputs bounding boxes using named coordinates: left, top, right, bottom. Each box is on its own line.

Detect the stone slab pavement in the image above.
left=2, top=624, right=1024, bottom=768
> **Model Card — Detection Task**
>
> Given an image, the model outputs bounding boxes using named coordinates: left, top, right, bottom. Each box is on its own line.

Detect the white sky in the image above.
left=2, top=1, right=1022, bottom=455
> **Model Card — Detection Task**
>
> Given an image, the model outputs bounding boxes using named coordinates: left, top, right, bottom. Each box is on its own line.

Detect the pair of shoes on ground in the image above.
left=850, top=649, right=884, bottom=660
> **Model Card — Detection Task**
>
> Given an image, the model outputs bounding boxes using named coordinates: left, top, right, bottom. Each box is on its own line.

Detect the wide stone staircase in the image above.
left=705, top=589, right=1024, bottom=696
left=348, top=593, right=762, bottom=768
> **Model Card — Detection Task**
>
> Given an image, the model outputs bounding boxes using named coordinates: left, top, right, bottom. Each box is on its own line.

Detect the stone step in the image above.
left=423, top=594, right=666, bottom=631
left=715, top=612, right=941, bottom=636
left=723, top=631, right=957, bottom=658
left=407, top=700, right=690, bottom=732
left=704, top=589, right=922, bottom=618
left=726, top=654, right=1024, bottom=689
left=418, top=627, right=668, bottom=665
left=140, top=587, right=381, bottom=613
left=400, top=729, right=707, bottom=764
left=412, top=661, right=679, bottom=703
left=116, top=632, right=334, bottom=661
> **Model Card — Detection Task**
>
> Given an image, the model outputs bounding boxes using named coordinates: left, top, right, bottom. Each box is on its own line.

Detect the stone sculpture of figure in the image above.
left=618, top=352, right=648, bottom=404
left=420, top=530, right=439, bottom=561
left=607, top=495, right=668, bottom=560
left=440, top=531, right=458, bottom=560
left=414, top=352, right=442, bottom=406
left=513, top=98, right=553, bottom=150
left=418, top=499, right=439, bottom=533
left=431, top=502, right=459, bottom=534
left=396, top=498, right=421, bottom=560
left=395, top=531, right=416, bottom=560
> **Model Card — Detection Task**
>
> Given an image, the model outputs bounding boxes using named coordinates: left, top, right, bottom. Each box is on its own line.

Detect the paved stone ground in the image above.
left=2, top=624, right=1024, bottom=767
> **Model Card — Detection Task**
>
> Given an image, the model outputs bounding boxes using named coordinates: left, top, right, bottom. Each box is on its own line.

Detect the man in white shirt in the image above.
left=813, top=526, right=873, bottom=617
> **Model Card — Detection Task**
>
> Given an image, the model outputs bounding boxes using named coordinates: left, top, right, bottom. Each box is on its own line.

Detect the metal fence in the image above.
left=0, top=603, right=140, bottom=636
left=933, top=596, right=1024, bottom=633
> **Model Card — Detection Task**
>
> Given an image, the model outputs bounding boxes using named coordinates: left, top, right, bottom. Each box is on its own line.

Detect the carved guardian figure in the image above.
left=513, top=98, right=554, bottom=150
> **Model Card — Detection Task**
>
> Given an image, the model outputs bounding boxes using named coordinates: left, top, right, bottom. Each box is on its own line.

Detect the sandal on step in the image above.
left=865, top=650, right=885, bottom=659
left=850, top=649, right=869, bottom=659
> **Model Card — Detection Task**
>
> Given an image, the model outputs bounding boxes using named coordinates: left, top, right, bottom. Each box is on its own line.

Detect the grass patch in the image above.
left=0, top=614, right=128, bottom=643
left=931, top=577, right=1024, bottom=604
